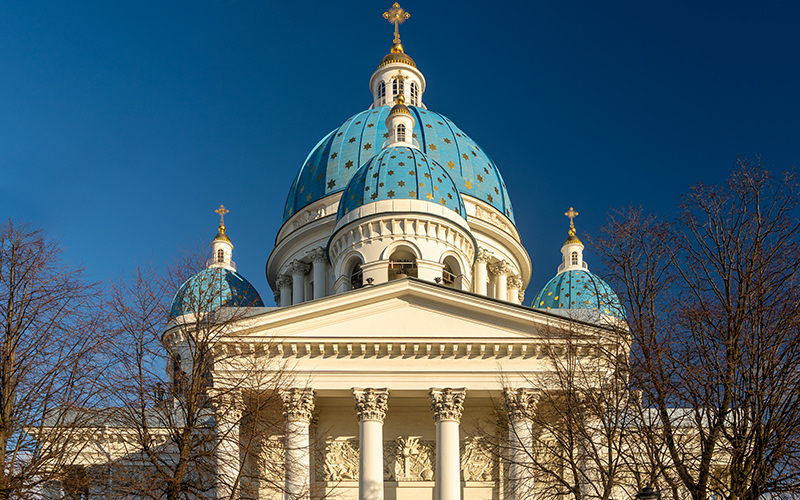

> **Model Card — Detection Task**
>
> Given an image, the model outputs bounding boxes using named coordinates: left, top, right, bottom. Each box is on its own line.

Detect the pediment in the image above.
left=231, top=279, right=601, bottom=342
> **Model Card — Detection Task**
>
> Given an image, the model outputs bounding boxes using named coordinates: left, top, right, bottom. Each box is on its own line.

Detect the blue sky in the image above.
left=2, top=1, right=798, bottom=301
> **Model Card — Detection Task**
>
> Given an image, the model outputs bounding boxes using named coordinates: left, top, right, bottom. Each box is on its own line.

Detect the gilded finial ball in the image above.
left=396, top=94, right=405, bottom=105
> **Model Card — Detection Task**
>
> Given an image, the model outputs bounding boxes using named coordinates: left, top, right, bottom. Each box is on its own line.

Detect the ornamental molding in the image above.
left=328, top=216, right=474, bottom=263
left=429, top=388, right=466, bottom=422
left=503, top=388, right=541, bottom=421
left=353, top=388, right=389, bottom=422
left=209, top=340, right=605, bottom=362
left=292, top=204, right=327, bottom=230
left=319, top=438, right=359, bottom=481
left=392, top=436, right=434, bottom=481
left=281, top=388, right=315, bottom=422
left=461, top=436, right=496, bottom=481
left=473, top=205, right=509, bottom=233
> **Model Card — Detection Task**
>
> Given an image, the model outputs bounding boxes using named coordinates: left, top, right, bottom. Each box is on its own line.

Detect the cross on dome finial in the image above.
left=215, top=204, right=229, bottom=227
left=565, top=207, right=579, bottom=236
left=383, top=3, right=410, bottom=44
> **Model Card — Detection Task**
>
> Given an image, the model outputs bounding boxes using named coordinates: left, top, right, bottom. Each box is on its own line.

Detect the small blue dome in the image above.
left=337, top=146, right=466, bottom=220
left=170, top=267, right=264, bottom=318
left=283, top=106, right=514, bottom=223
left=532, top=270, right=623, bottom=319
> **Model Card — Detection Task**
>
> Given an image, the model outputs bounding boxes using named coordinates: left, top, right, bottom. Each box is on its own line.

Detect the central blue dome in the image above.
left=283, top=106, right=514, bottom=223
left=170, top=267, right=264, bottom=318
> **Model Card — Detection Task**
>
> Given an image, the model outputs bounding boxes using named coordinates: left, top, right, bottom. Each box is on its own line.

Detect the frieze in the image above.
left=319, top=438, right=359, bottom=481
left=474, top=205, right=509, bottom=233
left=393, top=436, right=435, bottom=481
left=292, top=205, right=327, bottom=230
left=461, top=436, right=495, bottom=481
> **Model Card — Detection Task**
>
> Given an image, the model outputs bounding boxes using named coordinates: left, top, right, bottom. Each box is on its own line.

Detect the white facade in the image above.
left=44, top=8, right=631, bottom=500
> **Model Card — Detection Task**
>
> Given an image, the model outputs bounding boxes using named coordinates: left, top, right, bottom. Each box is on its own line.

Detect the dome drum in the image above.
left=328, top=208, right=475, bottom=294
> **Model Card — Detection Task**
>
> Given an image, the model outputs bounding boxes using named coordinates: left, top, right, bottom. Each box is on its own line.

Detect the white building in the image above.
left=48, top=4, right=629, bottom=500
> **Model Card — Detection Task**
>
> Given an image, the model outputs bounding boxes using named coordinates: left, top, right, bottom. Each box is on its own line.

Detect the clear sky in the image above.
left=2, top=1, right=798, bottom=302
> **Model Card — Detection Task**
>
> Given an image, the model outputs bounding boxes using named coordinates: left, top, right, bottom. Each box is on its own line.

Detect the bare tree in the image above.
left=596, top=159, right=800, bottom=500
left=497, top=320, right=649, bottom=500
left=0, top=219, right=104, bottom=499
left=87, top=249, right=290, bottom=500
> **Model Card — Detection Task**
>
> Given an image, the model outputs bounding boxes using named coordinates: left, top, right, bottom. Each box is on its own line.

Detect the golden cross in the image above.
left=564, top=207, right=579, bottom=231
left=383, top=3, right=410, bottom=44
left=215, top=204, right=229, bottom=225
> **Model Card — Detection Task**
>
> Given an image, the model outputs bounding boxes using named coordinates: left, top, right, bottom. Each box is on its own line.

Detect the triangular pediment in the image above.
left=228, top=279, right=604, bottom=341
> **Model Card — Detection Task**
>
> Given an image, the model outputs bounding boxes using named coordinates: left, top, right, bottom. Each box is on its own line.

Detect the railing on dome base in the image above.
left=557, top=261, right=588, bottom=273
left=207, top=258, right=237, bottom=270
left=350, top=269, right=364, bottom=289
left=389, top=261, right=418, bottom=280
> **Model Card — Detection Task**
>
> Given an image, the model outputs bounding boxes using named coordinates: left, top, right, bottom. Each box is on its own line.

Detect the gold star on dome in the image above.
left=426, top=192, right=434, bottom=200
left=383, top=3, right=410, bottom=44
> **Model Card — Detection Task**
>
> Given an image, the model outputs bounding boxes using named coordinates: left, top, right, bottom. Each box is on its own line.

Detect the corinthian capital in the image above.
left=353, top=388, right=389, bottom=422
left=281, top=388, right=315, bottom=422
left=508, top=276, right=523, bottom=290
left=503, top=388, right=541, bottom=421
left=288, top=260, right=311, bottom=276
left=276, top=274, right=293, bottom=288
left=475, top=248, right=493, bottom=264
left=309, top=247, right=327, bottom=263
left=489, top=260, right=513, bottom=276
left=429, top=388, right=466, bottom=423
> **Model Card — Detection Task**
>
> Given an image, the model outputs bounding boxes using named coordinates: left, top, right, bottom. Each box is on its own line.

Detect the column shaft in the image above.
left=504, top=388, right=540, bottom=500
left=353, top=388, right=389, bottom=500
left=430, top=388, right=466, bottom=500
left=214, top=397, right=242, bottom=500
left=278, top=275, right=292, bottom=307
left=436, top=420, right=461, bottom=500
left=474, top=249, right=492, bottom=296
left=360, top=420, right=384, bottom=500
left=292, top=272, right=304, bottom=304
left=282, top=388, right=315, bottom=500
left=312, top=261, right=326, bottom=299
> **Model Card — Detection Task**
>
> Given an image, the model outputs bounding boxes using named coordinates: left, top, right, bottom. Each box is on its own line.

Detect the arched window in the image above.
left=442, top=256, right=461, bottom=288
left=378, top=81, right=386, bottom=105
left=389, top=248, right=417, bottom=280
left=350, top=263, right=363, bottom=290
left=410, top=82, right=419, bottom=106
left=396, top=124, right=406, bottom=142
left=172, top=354, right=185, bottom=397
left=217, top=249, right=224, bottom=263
left=571, top=251, right=579, bottom=265
left=393, top=78, right=404, bottom=98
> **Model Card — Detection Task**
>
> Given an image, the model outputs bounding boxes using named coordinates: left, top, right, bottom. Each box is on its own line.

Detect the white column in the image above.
left=473, top=248, right=492, bottom=295
left=489, top=261, right=513, bottom=301
left=289, top=260, right=310, bottom=305
left=507, top=276, right=522, bottom=304
left=281, top=388, right=315, bottom=500
left=353, top=388, right=389, bottom=500
left=277, top=275, right=292, bottom=307
left=310, top=248, right=327, bottom=300
left=430, top=388, right=466, bottom=500
left=504, top=388, right=540, bottom=500
left=214, top=395, right=242, bottom=499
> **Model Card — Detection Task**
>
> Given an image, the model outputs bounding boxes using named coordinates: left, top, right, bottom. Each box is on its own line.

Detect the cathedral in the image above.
left=50, top=4, right=630, bottom=500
